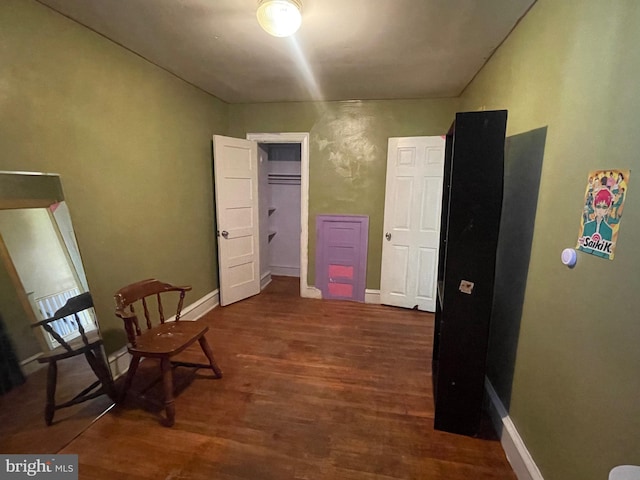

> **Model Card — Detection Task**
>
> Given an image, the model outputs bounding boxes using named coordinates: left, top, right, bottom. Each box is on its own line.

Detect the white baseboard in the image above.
left=302, top=285, right=322, bottom=299
left=108, top=346, right=131, bottom=380
left=270, top=265, right=300, bottom=277
left=20, top=353, right=45, bottom=376
left=107, top=288, right=220, bottom=379
left=485, top=378, right=544, bottom=480
left=365, top=289, right=381, bottom=304
left=300, top=286, right=378, bottom=302
left=180, top=289, right=220, bottom=320
left=261, top=271, right=272, bottom=290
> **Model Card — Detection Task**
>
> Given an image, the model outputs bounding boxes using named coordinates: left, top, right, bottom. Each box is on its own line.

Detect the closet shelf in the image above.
left=268, top=173, right=301, bottom=185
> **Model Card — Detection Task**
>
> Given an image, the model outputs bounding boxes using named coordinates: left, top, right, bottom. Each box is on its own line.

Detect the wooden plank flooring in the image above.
left=0, top=350, right=114, bottom=454
left=61, top=276, right=516, bottom=479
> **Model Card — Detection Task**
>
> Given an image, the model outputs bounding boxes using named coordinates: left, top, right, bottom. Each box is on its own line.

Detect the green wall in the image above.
left=0, top=0, right=228, bottom=354
left=460, top=1, right=640, bottom=478
left=229, top=99, right=458, bottom=288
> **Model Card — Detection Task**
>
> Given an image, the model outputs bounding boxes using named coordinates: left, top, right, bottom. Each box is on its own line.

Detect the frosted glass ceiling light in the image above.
left=257, top=0, right=302, bottom=37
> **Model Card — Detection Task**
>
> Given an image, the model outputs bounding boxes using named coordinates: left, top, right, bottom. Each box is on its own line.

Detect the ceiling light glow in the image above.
left=257, top=0, right=302, bottom=37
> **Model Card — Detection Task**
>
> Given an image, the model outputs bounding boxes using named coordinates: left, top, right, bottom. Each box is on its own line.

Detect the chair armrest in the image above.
left=31, top=317, right=72, bottom=352
left=115, top=307, right=141, bottom=347
left=30, top=312, right=70, bottom=328
left=115, top=308, right=136, bottom=320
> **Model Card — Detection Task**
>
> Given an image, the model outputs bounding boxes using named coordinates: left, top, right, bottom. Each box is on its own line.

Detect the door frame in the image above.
left=246, top=132, right=320, bottom=299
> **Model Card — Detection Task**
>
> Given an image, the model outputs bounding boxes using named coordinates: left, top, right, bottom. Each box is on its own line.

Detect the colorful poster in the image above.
left=577, top=169, right=630, bottom=260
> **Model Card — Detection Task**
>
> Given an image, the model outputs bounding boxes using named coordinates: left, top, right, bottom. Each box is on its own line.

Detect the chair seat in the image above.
left=128, top=321, right=209, bottom=358
left=37, top=330, right=103, bottom=363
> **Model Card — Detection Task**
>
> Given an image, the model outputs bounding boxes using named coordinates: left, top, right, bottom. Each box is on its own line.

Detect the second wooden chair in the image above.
left=114, top=279, right=222, bottom=426
left=31, top=292, right=116, bottom=425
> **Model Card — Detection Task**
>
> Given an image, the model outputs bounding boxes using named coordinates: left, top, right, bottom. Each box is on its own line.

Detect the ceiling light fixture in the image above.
left=256, top=0, right=302, bottom=37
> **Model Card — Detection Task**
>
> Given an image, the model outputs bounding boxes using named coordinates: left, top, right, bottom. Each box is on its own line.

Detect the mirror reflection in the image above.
left=0, top=171, right=114, bottom=454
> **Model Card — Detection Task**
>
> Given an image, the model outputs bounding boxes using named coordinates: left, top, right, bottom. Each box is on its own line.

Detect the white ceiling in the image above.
left=36, top=0, right=535, bottom=104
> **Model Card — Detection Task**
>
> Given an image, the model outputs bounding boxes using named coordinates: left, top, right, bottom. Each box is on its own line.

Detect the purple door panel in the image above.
left=315, top=215, right=369, bottom=302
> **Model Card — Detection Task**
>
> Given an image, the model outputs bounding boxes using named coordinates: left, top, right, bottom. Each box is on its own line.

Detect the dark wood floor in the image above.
left=0, top=352, right=114, bottom=453
left=61, top=276, right=516, bottom=479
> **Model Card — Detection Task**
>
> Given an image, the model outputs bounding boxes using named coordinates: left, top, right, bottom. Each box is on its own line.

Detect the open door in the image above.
left=380, top=136, right=445, bottom=311
left=213, top=135, right=261, bottom=306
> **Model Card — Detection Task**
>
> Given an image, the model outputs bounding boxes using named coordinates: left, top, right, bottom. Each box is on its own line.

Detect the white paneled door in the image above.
left=380, top=136, right=445, bottom=312
left=213, top=135, right=261, bottom=306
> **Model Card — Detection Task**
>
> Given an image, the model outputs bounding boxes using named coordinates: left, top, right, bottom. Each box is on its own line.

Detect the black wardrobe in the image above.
left=432, top=110, right=508, bottom=436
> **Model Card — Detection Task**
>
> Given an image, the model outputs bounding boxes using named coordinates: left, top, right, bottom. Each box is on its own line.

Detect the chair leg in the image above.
left=198, top=336, right=223, bottom=378
left=45, top=361, right=58, bottom=426
left=160, top=357, right=175, bottom=426
left=120, top=356, right=141, bottom=403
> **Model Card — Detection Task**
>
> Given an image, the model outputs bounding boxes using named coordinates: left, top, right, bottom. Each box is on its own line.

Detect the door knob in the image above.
left=385, top=232, right=392, bottom=241
left=221, top=230, right=229, bottom=238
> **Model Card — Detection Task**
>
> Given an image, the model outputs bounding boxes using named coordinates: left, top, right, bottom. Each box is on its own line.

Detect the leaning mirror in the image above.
left=0, top=171, right=114, bottom=454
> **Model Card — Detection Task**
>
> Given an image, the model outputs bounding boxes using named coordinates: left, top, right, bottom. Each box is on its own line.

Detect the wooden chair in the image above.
left=114, top=279, right=222, bottom=426
left=31, top=292, right=116, bottom=425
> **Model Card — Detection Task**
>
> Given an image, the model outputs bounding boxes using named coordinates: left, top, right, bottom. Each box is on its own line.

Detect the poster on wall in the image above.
left=576, top=169, right=630, bottom=260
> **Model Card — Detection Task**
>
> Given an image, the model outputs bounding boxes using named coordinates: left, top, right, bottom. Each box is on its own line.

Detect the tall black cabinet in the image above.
left=432, top=110, right=508, bottom=436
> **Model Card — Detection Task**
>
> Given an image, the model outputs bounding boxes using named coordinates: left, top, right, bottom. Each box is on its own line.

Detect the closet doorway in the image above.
left=261, top=142, right=300, bottom=279
left=247, top=133, right=318, bottom=299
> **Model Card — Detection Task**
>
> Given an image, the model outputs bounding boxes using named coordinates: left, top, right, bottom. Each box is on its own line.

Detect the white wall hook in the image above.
left=561, top=248, right=577, bottom=267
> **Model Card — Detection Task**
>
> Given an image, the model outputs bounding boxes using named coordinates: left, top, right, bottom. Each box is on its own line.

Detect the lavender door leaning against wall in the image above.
left=315, top=215, right=369, bottom=302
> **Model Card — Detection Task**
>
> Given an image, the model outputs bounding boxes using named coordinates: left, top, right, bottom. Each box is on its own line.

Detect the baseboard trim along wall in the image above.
left=180, top=289, right=220, bottom=320
left=303, top=287, right=381, bottom=303
left=271, top=265, right=300, bottom=277
left=108, top=346, right=131, bottom=380
left=365, top=289, right=381, bottom=304
left=20, top=353, right=45, bottom=376
left=302, top=285, right=322, bottom=299
left=108, top=288, right=220, bottom=378
left=485, top=378, right=544, bottom=480
left=261, top=272, right=272, bottom=290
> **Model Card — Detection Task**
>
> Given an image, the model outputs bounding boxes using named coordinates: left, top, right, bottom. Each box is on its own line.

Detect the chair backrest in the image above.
left=114, top=279, right=192, bottom=347
left=31, top=292, right=94, bottom=352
